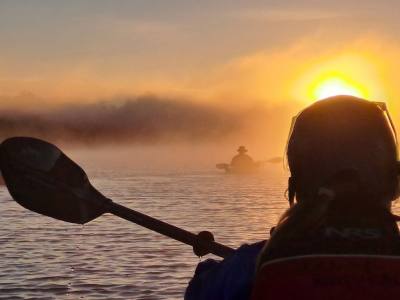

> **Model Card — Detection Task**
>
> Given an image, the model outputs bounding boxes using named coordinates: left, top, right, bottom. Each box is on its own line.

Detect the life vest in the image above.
left=251, top=255, right=400, bottom=300
left=252, top=219, right=400, bottom=299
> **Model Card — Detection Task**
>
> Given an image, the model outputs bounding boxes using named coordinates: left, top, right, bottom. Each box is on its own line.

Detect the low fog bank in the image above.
left=0, top=96, right=253, bottom=145
left=0, top=95, right=295, bottom=144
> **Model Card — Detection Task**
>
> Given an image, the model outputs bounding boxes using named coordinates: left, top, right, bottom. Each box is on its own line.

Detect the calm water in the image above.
left=0, top=167, right=288, bottom=300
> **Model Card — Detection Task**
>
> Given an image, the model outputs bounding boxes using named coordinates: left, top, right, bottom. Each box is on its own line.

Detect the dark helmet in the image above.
left=287, top=95, right=399, bottom=206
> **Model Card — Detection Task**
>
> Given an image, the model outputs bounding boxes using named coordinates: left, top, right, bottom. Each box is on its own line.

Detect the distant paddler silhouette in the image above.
left=216, top=146, right=261, bottom=173
left=231, top=146, right=254, bottom=168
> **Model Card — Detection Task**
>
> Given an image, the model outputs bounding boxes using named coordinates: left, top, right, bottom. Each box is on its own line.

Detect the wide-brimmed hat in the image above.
left=237, top=146, right=248, bottom=153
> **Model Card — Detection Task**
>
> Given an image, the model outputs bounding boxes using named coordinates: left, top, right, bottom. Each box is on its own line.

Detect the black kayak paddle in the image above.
left=0, top=137, right=234, bottom=258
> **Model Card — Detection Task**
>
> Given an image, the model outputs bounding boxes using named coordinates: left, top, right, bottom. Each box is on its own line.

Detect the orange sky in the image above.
left=3, top=35, right=398, bottom=120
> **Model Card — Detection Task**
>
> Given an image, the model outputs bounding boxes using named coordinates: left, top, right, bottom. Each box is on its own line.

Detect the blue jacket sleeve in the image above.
left=185, top=241, right=265, bottom=300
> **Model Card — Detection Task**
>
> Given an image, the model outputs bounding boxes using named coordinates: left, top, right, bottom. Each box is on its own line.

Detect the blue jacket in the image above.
left=185, top=241, right=265, bottom=300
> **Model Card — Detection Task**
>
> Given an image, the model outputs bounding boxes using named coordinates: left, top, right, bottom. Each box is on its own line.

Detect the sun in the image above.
left=304, top=71, right=371, bottom=102
left=313, top=77, right=367, bottom=100
left=292, top=53, right=384, bottom=103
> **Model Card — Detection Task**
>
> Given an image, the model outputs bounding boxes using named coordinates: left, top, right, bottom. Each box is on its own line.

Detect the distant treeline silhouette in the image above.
left=0, top=96, right=244, bottom=145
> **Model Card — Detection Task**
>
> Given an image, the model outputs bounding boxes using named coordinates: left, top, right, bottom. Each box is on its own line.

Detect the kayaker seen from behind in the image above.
left=216, top=146, right=261, bottom=173
left=186, top=96, right=400, bottom=300
left=231, top=146, right=254, bottom=170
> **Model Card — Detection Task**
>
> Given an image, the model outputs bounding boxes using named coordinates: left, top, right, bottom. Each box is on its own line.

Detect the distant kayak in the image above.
left=216, top=162, right=262, bottom=174
left=216, top=146, right=264, bottom=174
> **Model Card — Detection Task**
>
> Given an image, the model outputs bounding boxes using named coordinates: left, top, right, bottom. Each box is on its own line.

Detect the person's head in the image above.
left=287, top=96, right=399, bottom=208
left=257, top=96, right=400, bottom=270
left=237, top=146, right=248, bottom=154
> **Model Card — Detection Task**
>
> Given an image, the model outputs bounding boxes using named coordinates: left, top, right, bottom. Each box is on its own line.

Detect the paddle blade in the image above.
left=0, top=137, right=107, bottom=224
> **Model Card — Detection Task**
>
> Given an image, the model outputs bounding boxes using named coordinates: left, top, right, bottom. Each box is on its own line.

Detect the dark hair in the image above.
left=257, top=96, right=399, bottom=270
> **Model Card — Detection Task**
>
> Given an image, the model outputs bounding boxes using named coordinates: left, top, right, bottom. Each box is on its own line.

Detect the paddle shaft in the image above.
left=105, top=199, right=234, bottom=258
